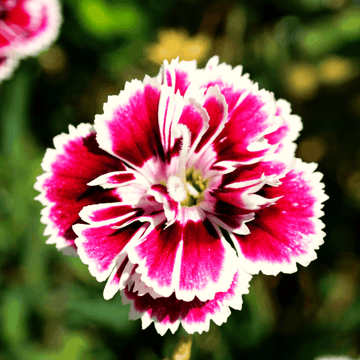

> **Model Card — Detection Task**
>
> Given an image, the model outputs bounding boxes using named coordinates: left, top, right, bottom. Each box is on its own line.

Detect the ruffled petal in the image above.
left=230, top=160, right=328, bottom=275
left=94, top=78, right=164, bottom=177
left=128, top=207, right=238, bottom=302
left=88, top=169, right=151, bottom=189
left=1, top=0, right=62, bottom=57
left=156, top=57, right=197, bottom=96
left=74, top=218, right=148, bottom=282
left=264, top=99, right=303, bottom=163
left=34, top=123, right=124, bottom=254
left=157, top=74, right=209, bottom=165
left=186, top=56, right=281, bottom=167
left=188, top=85, right=229, bottom=171
left=121, top=266, right=252, bottom=335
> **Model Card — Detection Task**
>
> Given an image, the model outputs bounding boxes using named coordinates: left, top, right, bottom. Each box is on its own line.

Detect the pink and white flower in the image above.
left=0, top=0, right=61, bottom=83
left=35, top=56, right=328, bottom=335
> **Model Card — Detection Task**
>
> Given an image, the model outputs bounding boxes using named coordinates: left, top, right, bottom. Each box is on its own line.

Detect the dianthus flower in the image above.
left=0, top=0, right=61, bottom=83
left=35, top=57, right=328, bottom=335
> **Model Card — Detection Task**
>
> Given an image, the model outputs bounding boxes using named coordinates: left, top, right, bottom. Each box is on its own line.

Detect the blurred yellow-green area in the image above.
left=1, top=0, right=360, bottom=359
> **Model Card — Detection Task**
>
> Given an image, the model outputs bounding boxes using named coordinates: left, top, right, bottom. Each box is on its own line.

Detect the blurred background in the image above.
left=1, top=0, right=360, bottom=359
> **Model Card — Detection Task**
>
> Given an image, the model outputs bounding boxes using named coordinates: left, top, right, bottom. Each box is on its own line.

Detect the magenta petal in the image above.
left=266, top=99, right=302, bottom=147
left=122, top=266, right=252, bottom=335
left=103, top=256, right=133, bottom=300
left=264, top=99, right=303, bottom=163
left=156, top=58, right=197, bottom=96
left=178, top=212, right=237, bottom=301
left=129, top=219, right=181, bottom=297
left=1, top=0, right=62, bottom=58
left=79, top=202, right=145, bottom=226
left=74, top=220, right=148, bottom=282
left=195, top=86, right=228, bottom=153
left=94, top=79, right=164, bottom=174
left=177, top=99, right=209, bottom=157
left=129, top=208, right=238, bottom=302
left=231, top=160, right=328, bottom=275
left=157, top=79, right=209, bottom=164
left=34, top=123, right=124, bottom=254
left=215, top=88, right=278, bottom=164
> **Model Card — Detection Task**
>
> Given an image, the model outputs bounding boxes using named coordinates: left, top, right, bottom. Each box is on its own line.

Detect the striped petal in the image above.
left=230, top=160, right=328, bottom=275
left=128, top=207, right=238, bottom=302
left=122, top=265, right=252, bottom=335
left=34, top=123, right=124, bottom=254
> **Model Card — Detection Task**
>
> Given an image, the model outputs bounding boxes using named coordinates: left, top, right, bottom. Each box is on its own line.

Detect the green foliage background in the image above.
left=1, top=0, right=360, bottom=359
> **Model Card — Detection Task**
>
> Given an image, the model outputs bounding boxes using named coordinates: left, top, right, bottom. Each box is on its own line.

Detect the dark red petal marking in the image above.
left=103, top=256, right=135, bottom=300
left=123, top=267, right=248, bottom=334
left=109, top=256, right=130, bottom=286
left=205, top=194, right=253, bottom=216
left=125, top=286, right=206, bottom=324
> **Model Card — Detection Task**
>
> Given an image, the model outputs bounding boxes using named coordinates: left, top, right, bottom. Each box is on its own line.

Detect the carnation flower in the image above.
left=35, top=56, right=328, bottom=335
left=0, top=0, right=62, bottom=83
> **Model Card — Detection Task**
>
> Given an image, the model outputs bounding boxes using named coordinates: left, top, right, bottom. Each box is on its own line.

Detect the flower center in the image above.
left=166, top=124, right=208, bottom=207
left=181, top=169, right=208, bottom=207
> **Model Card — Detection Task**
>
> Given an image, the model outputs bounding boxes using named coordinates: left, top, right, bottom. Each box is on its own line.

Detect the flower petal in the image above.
left=121, top=266, right=252, bottom=335
left=3, top=0, right=62, bottom=57
left=103, top=256, right=133, bottom=300
left=264, top=99, right=303, bottom=163
left=157, top=76, right=209, bottom=165
left=128, top=207, right=238, bottom=302
left=156, top=57, right=197, bottom=96
left=94, top=78, right=164, bottom=177
left=230, top=160, right=328, bottom=275
left=188, top=85, right=229, bottom=171
left=88, top=169, right=151, bottom=189
left=74, top=219, right=148, bottom=282
left=34, top=123, right=124, bottom=254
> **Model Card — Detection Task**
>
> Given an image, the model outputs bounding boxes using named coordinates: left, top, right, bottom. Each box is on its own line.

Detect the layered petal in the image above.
left=230, top=160, right=328, bottom=275
left=128, top=207, right=238, bottom=302
left=122, top=265, right=252, bottom=335
left=156, top=57, right=197, bottom=96
left=264, top=99, right=303, bottom=163
left=0, top=0, right=62, bottom=57
left=74, top=215, right=149, bottom=282
left=34, top=123, right=124, bottom=254
left=94, top=78, right=164, bottom=177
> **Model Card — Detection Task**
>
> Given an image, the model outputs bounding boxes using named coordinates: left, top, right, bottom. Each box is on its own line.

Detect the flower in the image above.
left=0, top=0, right=62, bottom=83
left=35, top=56, right=328, bottom=335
